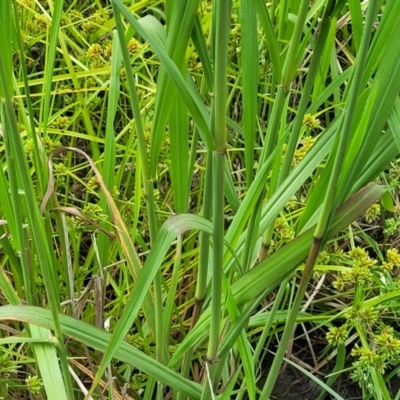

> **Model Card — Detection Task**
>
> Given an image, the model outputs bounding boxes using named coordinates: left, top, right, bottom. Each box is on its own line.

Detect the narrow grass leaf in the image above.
left=0, top=305, right=202, bottom=400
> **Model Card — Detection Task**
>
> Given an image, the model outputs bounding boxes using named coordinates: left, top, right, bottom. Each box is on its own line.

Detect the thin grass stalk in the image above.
left=206, top=0, right=231, bottom=364
left=0, top=105, right=34, bottom=306
left=0, top=46, right=74, bottom=399
left=251, top=0, right=311, bottom=262
left=235, top=280, right=288, bottom=400
left=112, top=8, right=162, bottom=370
left=250, top=0, right=282, bottom=83
left=194, top=150, right=213, bottom=316
left=240, top=0, right=258, bottom=187
left=56, top=30, right=101, bottom=162
left=314, top=0, right=379, bottom=240
left=97, top=31, right=122, bottom=271
left=200, top=3, right=232, bottom=398
left=39, top=0, right=63, bottom=127
left=258, top=0, right=311, bottom=167
left=278, top=0, right=337, bottom=187
left=112, top=4, right=153, bottom=218
left=260, top=2, right=380, bottom=397
left=148, top=0, right=201, bottom=178
left=260, top=1, right=337, bottom=259
left=11, top=0, right=44, bottom=194
left=179, top=92, right=212, bottom=400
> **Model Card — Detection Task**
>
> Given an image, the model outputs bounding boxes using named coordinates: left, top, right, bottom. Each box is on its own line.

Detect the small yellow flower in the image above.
left=81, top=21, right=96, bottom=32
left=293, top=137, right=316, bottom=165
left=382, top=261, right=394, bottom=272
left=93, top=11, right=105, bottom=25
left=70, top=10, right=83, bottom=20
left=26, top=375, right=42, bottom=395
left=127, top=38, right=141, bottom=55
left=302, top=113, right=322, bottom=130
left=365, top=203, right=381, bottom=223
left=333, top=277, right=345, bottom=291
left=346, top=305, right=378, bottom=327
left=83, top=203, right=106, bottom=222
left=52, top=116, right=69, bottom=129
left=103, top=43, right=112, bottom=60
left=327, top=325, right=349, bottom=346
left=34, top=14, right=48, bottom=34
left=87, top=43, right=103, bottom=60
left=348, top=247, right=368, bottom=260
left=387, top=248, right=400, bottom=267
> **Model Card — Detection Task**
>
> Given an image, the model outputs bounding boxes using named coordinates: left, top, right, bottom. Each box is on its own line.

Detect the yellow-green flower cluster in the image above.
left=274, top=216, right=295, bottom=242
left=92, top=11, right=105, bottom=26
left=43, top=137, right=61, bottom=154
left=131, top=372, right=147, bottom=388
left=351, top=345, right=385, bottom=373
left=338, top=247, right=377, bottom=285
left=26, top=14, right=48, bottom=35
left=326, top=325, right=349, bottom=346
left=54, top=163, right=68, bottom=186
left=25, top=375, right=42, bottom=395
left=125, top=334, right=153, bottom=355
left=384, top=217, right=398, bottom=236
left=332, top=276, right=345, bottom=291
left=365, top=203, right=381, bottom=223
left=69, top=10, right=83, bottom=21
left=87, top=176, right=100, bottom=192
left=52, top=116, right=69, bottom=129
left=302, top=113, right=322, bottom=130
left=83, top=203, right=106, bottom=222
left=103, top=43, right=113, bottom=60
left=24, top=137, right=61, bottom=157
left=87, top=43, right=102, bottom=61
left=127, top=38, right=142, bottom=55
left=346, top=305, right=378, bottom=327
left=350, top=325, right=400, bottom=389
left=81, top=21, right=96, bottom=33
left=374, top=326, right=400, bottom=361
left=292, top=136, right=316, bottom=165
left=383, top=248, right=400, bottom=272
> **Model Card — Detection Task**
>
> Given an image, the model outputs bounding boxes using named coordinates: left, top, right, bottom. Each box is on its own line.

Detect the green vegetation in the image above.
left=1, top=0, right=400, bottom=399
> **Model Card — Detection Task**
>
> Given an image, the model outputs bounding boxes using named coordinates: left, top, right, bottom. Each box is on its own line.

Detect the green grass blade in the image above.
left=250, top=0, right=282, bottom=82
left=112, top=0, right=213, bottom=151
left=233, top=183, right=385, bottom=306
left=0, top=305, right=203, bottom=400
left=240, top=0, right=258, bottom=187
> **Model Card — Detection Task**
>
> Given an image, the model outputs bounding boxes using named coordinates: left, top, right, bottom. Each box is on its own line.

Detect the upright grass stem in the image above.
left=198, top=6, right=234, bottom=398
left=261, top=1, right=380, bottom=397
left=253, top=0, right=311, bottom=262
left=260, top=1, right=337, bottom=259
left=112, top=10, right=165, bottom=381
left=0, top=38, right=74, bottom=400
left=205, top=0, right=231, bottom=393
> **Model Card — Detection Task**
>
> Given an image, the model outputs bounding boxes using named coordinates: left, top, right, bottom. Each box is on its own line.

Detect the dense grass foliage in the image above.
left=1, top=0, right=400, bottom=399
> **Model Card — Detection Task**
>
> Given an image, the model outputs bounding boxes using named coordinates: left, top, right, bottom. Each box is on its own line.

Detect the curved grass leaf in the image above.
left=0, top=306, right=202, bottom=400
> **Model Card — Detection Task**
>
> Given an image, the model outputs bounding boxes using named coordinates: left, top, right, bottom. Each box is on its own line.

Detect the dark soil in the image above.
left=258, top=354, right=400, bottom=400
left=267, top=363, right=362, bottom=400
